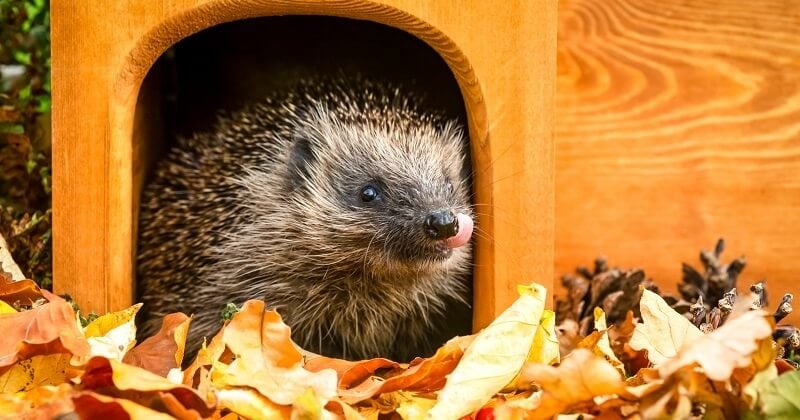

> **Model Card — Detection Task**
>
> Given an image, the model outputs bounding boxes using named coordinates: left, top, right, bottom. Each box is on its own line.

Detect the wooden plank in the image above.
left=52, top=0, right=557, bottom=330
left=556, top=0, right=800, bottom=323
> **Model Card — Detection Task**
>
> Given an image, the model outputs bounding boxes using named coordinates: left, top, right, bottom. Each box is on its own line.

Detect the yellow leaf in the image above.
left=292, top=388, right=326, bottom=420
left=629, top=289, right=703, bottom=365
left=0, top=353, right=71, bottom=392
left=528, top=310, right=560, bottom=365
left=79, top=304, right=142, bottom=363
left=0, top=300, right=17, bottom=314
left=427, top=282, right=547, bottom=419
left=576, top=307, right=625, bottom=376
left=395, top=393, right=436, bottom=420
left=216, top=388, right=292, bottom=420
left=82, top=303, right=142, bottom=338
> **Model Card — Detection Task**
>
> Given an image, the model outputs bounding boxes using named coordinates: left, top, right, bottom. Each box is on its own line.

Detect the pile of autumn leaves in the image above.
left=0, top=277, right=798, bottom=419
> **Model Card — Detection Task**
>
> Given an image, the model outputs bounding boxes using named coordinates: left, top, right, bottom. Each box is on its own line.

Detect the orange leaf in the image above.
left=210, top=301, right=337, bottom=406
left=80, top=356, right=215, bottom=417
left=223, top=300, right=302, bottom=368
left=304, top=356, right=399, bottom=388
left=0, top=383, right=76, bottom=417
left=337, top=336, right=466, bottom=404
left=507, top=349, right=626, bottom=419
left=124, top=312, right=192, bottom=376
left=0, top=291, right=89, bottom=374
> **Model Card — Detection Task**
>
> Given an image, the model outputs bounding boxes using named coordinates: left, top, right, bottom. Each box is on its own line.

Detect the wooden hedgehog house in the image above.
left=51, top=1, right=557, bottom=332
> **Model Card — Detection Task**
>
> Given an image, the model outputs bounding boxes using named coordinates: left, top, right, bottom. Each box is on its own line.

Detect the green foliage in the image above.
left=221, top=303, right=242, bottom=321
left=0, top=0, right=52, bottom=289
left=747, top=370, right=800, bottom=420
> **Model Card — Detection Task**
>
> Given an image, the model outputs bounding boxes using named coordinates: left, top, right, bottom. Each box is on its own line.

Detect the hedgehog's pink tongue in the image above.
left=445, top=213, right=473, bottom=248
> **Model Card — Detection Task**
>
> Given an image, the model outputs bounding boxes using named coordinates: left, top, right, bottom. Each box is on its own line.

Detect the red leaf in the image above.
left=80, top=357, right=215, bottom=417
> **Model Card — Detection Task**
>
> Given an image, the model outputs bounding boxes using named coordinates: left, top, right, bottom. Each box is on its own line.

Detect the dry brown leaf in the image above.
left=0, top=291, right=89, bottom=375
left=633, top=366, right=723, bottom=420
left=659, top=310, right=774, bottom=381
left=608, top=310, right=648, bottom=375
left=507, top=349, right=625, bottom=420
left=0, top=276, right=43, bottom=306
left=629, top=289, right=703, bottom=365
left=125, top=312, right=192, bottom=376
left=576, top=307, right=624, bottom=376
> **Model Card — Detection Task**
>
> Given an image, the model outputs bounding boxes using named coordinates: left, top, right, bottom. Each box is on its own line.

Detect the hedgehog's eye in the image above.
left=359, top=185, right=380, bottom=202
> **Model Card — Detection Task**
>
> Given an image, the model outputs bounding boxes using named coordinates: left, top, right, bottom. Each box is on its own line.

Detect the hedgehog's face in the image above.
left=287, top=106, right=473, bottom=276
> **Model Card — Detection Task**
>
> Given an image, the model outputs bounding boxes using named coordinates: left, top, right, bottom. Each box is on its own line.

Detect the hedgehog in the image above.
left=136, top=76, right=474, bottom=361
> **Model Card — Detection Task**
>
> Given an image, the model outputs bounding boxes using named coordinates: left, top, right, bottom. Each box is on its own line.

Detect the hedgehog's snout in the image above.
left=424, top=210, right=458, bottom=240
left=422, top=210, right=473, bottom=249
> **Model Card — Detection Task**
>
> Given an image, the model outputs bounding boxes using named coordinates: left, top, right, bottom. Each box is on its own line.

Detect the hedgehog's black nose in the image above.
left=424, top=210, right=458, bottom=240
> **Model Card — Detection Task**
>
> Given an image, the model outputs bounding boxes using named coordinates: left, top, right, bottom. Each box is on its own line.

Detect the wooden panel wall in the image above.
left=555, top=0, right=800, bottom=323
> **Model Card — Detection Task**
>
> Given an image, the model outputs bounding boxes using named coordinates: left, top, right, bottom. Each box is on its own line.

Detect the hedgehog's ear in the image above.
left=287, top=136, right=315, bottom=189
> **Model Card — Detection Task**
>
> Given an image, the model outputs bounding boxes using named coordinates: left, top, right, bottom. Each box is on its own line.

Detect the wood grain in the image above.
left=556, top=0, right=800, bottom=323
left=51, top=1, right=557, bottom=330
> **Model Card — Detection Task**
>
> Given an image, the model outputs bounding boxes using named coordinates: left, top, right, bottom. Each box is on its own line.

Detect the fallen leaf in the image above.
left=659, top=310, right=774, bottom=381
left=303, top=356, right=398, bottom=389
left=0, top=300, right=17, bottom=314
left=747, top=369, right=800, bottom=420
left=504, top=349, right=625, bottom=420
left=182, top=325, right=228, bottom=389
left=629, top=289, right=703, bottom=365
left=0, top=276, right=43, bottom=306
left=744, top=363, right=778, bottom=408
left=528, top=309, right=560, bottom=365
left=80, top=303, right=142, bottom=363
left=0, top=383, right=75, bottom=417
left=79, top=356, right=215, bottom=417
left=337, top=335, right=468, bottom=404
left=222, top=300, right=302, bottom=368
left=210, top=300, right=338, bottom=407
left=216, top=387, right=292, bottom=419
left=392, top=392, right=436, bottom=420
left=72, top=391, right=176, bottom=420
left=577, top=307, right=624, bottom=376
left=0, top=353, right=71, bottom=392
left=0, top=291, right=89, bottom=375
left=427, top=283, right=547, bottom=419
left=124, top=312, right=191, bottom=376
